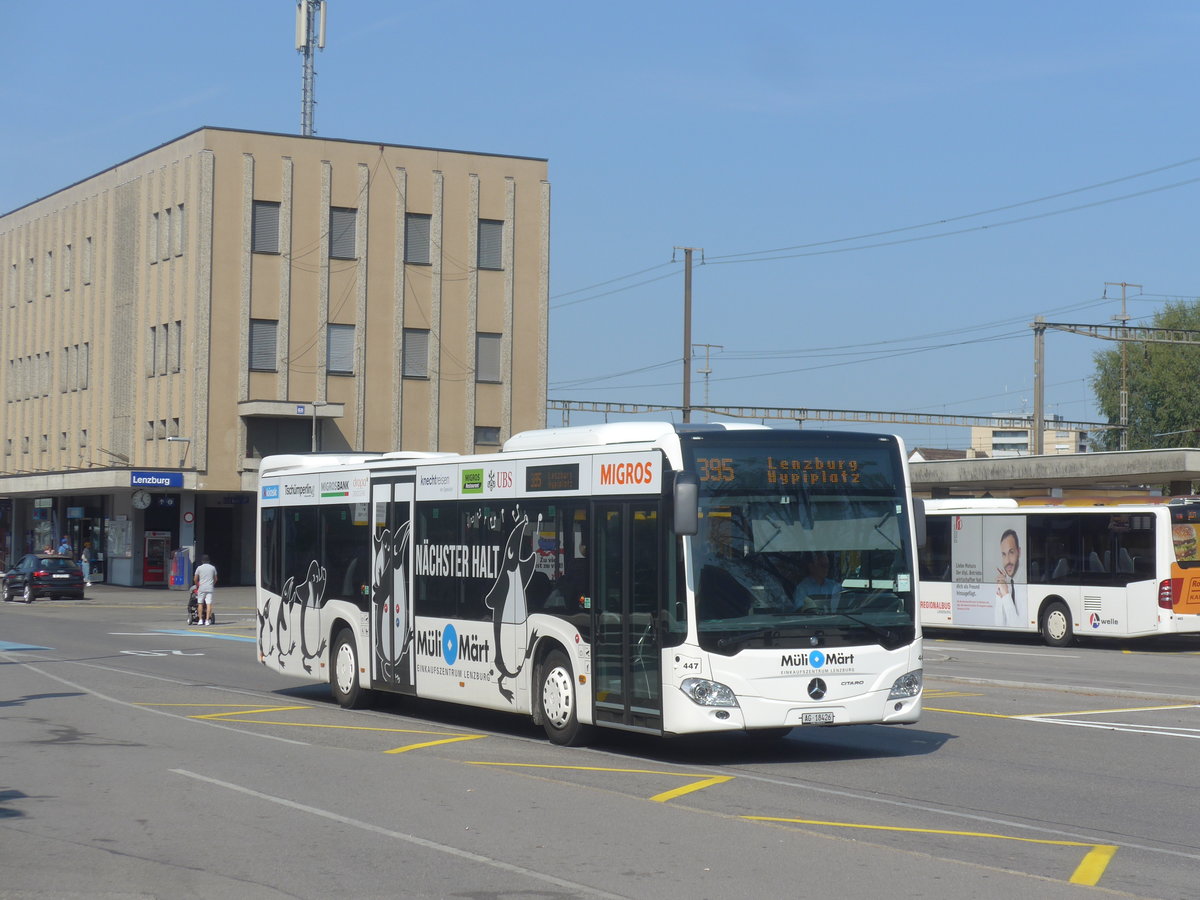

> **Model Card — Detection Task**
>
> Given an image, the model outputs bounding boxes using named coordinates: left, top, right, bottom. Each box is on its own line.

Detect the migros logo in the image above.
left=599, top=459, right=654, bottom=486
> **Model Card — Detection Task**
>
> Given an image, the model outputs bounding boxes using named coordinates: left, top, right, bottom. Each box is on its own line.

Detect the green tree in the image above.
left=1092, top=300, right=1200, bottom=450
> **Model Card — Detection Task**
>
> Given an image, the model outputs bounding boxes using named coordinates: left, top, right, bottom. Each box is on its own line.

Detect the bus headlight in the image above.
left=887, top=669, right=922, bottom=699
left=680, top=678, right=739, bottom=707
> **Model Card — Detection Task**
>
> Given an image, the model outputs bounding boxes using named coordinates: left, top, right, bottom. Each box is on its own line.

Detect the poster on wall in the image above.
left=951, top=515, right=1028, bottom=627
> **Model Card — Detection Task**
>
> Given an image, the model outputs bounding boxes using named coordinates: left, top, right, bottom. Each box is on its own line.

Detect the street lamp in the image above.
left=310, top=401, right=327, bottom=452
left=166, top=436, right=191, bottom=466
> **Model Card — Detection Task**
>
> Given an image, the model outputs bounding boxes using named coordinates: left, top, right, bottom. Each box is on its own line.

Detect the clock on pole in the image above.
left=132, top=489, right=152, bottom=509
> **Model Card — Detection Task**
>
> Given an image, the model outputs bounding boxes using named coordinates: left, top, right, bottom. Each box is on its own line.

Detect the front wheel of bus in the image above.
left=539, top=650, right=590, bottom=746
left=1041, top=600, right=1073, bottom=647
left=331, top=630, right=367, bottom=709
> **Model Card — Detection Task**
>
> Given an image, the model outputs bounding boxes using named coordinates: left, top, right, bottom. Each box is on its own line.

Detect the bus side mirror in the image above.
left=913, top=498, right=927, bottom=548
left=674, top=472, right=699, bottom=536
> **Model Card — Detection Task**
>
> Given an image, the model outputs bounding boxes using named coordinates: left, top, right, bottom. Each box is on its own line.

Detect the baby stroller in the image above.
left=187, top=584, right=200, bottom=625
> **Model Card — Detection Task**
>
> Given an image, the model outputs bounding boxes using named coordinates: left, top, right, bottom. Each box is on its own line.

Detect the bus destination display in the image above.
left=697, top=455, right=864, bottom=485
left=525, top=463, right=580, bottom=493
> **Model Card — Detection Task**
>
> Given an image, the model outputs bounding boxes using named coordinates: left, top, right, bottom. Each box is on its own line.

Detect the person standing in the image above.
left=57, top=535, right=71, bottom=556
left=80, top=542, right=94, bottom=587
left=193, top=554, right=218, bottom=626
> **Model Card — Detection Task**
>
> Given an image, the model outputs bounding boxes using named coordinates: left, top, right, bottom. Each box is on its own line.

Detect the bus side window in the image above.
left=921, top=517, right=951, bottom=582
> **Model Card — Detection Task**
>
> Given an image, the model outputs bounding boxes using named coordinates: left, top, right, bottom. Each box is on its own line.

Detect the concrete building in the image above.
left=969, top=414, right=1089, bottom=458
left=0, top=127, right=550, bottom=585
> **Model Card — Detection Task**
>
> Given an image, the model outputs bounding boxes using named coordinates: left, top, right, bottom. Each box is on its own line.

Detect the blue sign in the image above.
left=296, top=404, right=307, bottom=415
left=131, top=471, right=184, bottom=488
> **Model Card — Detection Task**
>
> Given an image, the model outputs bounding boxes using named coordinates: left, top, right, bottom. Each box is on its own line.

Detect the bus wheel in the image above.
left=331, top=630, right=367, bottom=709
left=539, top=650, right=590, bottom=746
left=1041, top=601, right=1073, bottom=647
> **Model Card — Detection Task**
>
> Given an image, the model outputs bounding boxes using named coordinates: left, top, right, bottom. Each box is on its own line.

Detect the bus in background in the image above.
left=257, top=422, right=925, bottom=745
left=919, top=499, right=1200, bottom=646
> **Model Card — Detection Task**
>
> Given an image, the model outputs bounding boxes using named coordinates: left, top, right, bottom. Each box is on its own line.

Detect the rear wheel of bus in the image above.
left=331, top=629, right=368, bottom=709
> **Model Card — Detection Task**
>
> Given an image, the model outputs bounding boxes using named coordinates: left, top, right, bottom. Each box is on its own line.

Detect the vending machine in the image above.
left=143, top=531, right=171, bottom=585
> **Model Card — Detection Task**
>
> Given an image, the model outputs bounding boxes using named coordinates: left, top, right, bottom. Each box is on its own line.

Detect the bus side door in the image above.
left=370, top=480, right=415, bottom=693
left=593, top=501, right=663, bottom=734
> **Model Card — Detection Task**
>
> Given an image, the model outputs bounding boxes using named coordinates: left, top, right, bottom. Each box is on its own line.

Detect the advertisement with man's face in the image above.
left=951, top=515, right=1028, bottom=627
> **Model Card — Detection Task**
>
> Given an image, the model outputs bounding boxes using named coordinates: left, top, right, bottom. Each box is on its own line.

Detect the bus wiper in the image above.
left=828, top=611, right=902, bottom=649
left=717, top=627, right=780, bottom=650
left=874, top=507, right=900, bottom=550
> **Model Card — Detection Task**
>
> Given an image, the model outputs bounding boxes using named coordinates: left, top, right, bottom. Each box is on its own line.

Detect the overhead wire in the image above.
left=706, top=153, right=1200, bottom=263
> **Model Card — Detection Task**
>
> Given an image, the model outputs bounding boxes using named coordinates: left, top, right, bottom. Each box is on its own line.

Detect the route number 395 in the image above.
left=697, top=457, right=735, bottom=482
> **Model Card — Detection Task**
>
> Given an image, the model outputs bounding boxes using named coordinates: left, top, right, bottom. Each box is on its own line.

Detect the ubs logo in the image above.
left=807, top=678, right=827, bottom=700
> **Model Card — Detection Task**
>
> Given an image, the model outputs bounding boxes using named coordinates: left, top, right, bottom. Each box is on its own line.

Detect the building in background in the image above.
left=969, top=414, right=1089, bottom=458
left=0, top=127, right=550, bottom=584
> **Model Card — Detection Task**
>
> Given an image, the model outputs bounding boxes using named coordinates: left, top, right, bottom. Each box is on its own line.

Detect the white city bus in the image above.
left=257, top=422, right=924, bottom=744
left=919, top=499, right=1200, bottom=645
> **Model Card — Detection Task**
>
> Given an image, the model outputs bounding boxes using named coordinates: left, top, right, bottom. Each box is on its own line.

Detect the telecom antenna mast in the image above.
left=296, top=0, right=326, bottom=136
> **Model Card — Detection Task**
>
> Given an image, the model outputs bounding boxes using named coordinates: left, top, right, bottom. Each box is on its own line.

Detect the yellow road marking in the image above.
left=138, top=703, right=299, bottom=710
left=1071, top=844, right=1119, bottom=885
left=1021, top=703, right=1200, bottom=719
left=924, top=707, right=1017, bottom=718
left=142, top=703, right=486, bottom=745
left=385, top=735, right=487, bottom=753
left=467, top=761, right=732, bottom=802
left=194, top=706, right=310, bottom=717
left=745, top=816, right=1117, bottom=886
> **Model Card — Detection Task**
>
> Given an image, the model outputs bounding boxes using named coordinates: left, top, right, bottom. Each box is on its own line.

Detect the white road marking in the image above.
left=172, top=768, right=630, bottom=899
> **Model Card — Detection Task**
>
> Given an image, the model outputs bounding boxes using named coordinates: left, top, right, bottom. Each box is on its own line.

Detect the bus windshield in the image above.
left=681, top=432, right=916, bottom=653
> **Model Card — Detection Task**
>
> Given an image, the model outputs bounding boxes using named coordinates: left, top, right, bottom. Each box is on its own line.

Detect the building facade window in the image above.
left=475, top=426, right=501, bottom=446
left=169, top=321, right=182, bottom=373
left=405, top=212, right=431, bottom=264
left=161, top=208, right=171, bottom=261
left=249, top=319, right=278, bottom=371
left=476, top=332, right=502, bottom=383
left=252, top=200, right=281, bottom=254
left=403, top=328, right=429, bottom=378
left=174, top=203, right=186, bottom=256
left=329, top=207, right=357, bottom=259
left=327, top=323, right=355, bottom=374
left=477, top=219, right=503, bottom=270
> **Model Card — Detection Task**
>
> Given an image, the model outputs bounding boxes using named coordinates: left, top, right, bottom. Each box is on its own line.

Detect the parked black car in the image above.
left=3, top=553, right=86, bottom=603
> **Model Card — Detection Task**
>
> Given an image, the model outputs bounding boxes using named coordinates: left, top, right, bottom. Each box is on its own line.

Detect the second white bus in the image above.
left=919, top=499, right=1200, bottom=645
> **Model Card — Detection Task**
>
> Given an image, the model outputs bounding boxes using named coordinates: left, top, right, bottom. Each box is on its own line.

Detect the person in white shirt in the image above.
left=193, top=555, right=218, bottom=625
left=994, top=529, right=1025, bottom=626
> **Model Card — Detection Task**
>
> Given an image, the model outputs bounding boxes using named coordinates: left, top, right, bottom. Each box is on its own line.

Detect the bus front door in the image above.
left=593, top=502, right=663, bottom=734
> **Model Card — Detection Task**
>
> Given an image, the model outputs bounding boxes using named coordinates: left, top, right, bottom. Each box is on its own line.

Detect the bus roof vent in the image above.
left=378, top=451, right=460, bottom=462
left=503, top=422, right=680, bottom=452
left=259, top=452, right=386, bottom=475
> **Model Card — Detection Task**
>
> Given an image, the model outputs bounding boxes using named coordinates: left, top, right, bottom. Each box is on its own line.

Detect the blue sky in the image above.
left=6, top=2, right=1199, bottom=450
